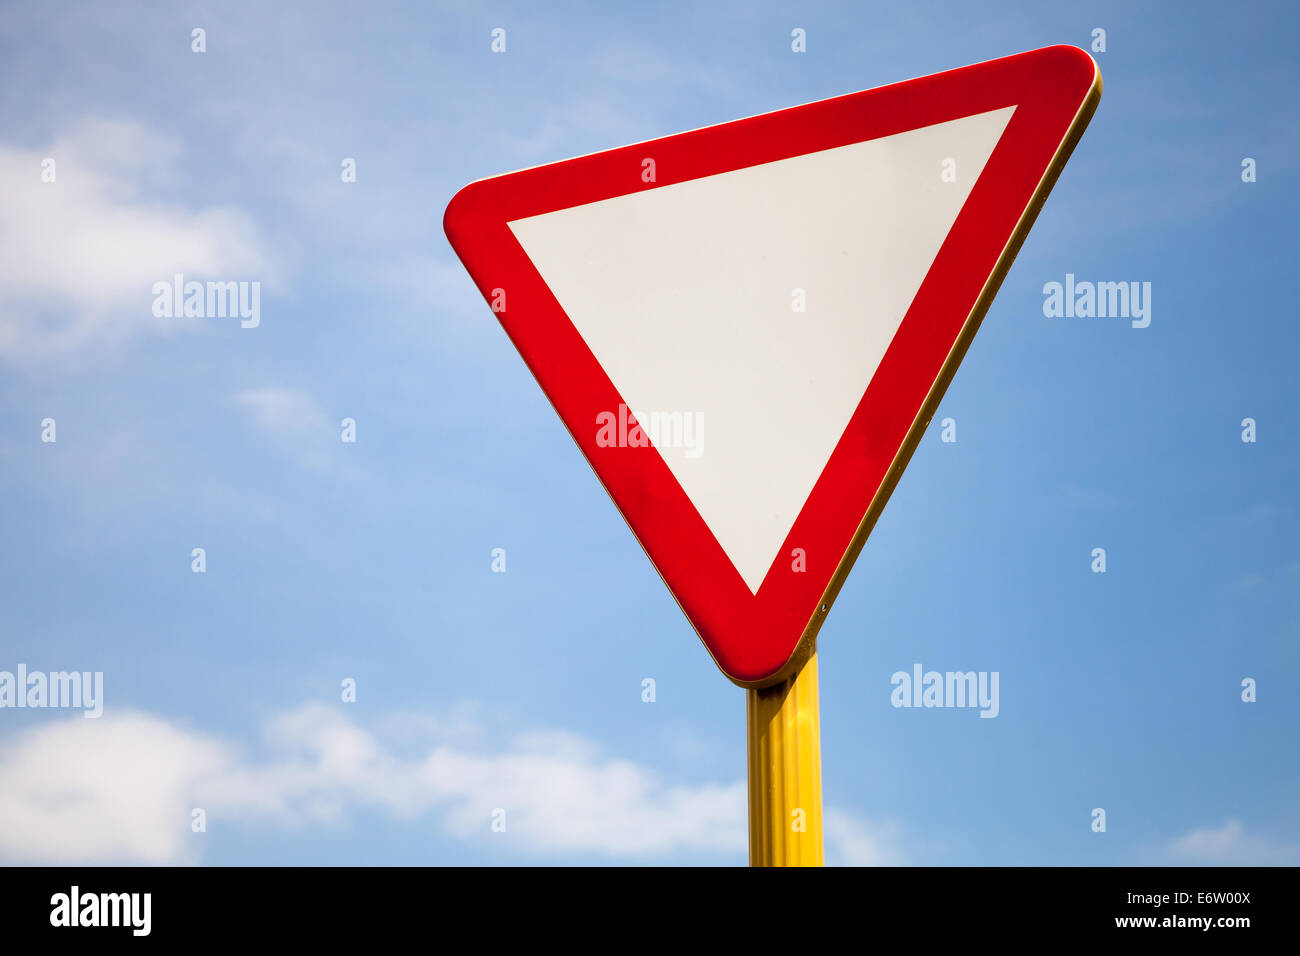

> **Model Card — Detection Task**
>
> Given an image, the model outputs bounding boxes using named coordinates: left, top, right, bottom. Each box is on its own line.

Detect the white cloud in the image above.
left=0, top=703, right=743, bottom=863
left=0, top=118, right=274, bottom=359
left=233, top=386, right=363, bottom=477
left=235, top=386, right=329, bottom=435
left=1167, top=819, right=1300, bottom=866
left=0, top=713, right=232, bottom=864
left=0, top=702, right=895, bottom=865
left=824, top=809, right=905, bottom=866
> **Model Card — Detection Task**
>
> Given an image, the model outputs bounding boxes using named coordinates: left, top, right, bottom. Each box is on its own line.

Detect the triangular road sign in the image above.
left=444, top=45, right=1101, bottom=687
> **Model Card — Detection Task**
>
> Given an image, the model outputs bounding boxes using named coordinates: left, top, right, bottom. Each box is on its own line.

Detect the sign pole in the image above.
left=746, top=645, right=824, bottom=866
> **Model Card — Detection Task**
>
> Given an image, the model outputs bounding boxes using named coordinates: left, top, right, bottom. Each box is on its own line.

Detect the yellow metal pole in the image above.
left=746, top=645, right=824, bottom=866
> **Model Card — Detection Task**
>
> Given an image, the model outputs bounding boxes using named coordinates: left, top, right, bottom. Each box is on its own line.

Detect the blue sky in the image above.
left=0, top=0, right=1297, bottom=865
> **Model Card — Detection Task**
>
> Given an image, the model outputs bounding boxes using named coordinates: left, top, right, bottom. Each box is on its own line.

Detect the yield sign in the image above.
left=444, top=45, right=1101, bottom=687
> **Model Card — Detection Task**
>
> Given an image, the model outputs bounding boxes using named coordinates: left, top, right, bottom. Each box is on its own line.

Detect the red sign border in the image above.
left=444, top=45, right=1102, bottom=686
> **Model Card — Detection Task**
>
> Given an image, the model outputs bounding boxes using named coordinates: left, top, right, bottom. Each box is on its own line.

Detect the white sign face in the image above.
left=509, top=107, right=1014, bottom=592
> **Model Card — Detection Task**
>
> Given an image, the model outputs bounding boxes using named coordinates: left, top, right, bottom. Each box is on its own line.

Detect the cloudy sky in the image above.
left=0, top=0, right=1297, bottom=865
